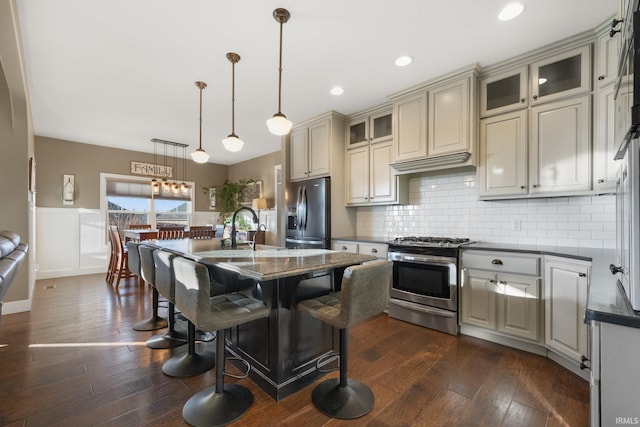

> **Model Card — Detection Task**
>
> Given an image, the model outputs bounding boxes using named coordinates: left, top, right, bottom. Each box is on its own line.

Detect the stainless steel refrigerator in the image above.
left=285, top=177, right=330, bottom=249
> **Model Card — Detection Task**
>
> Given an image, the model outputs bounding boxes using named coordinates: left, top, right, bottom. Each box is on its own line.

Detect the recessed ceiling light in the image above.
left=395, top=56, right=413, bottom=67
left=330, top=86, right=344, bottom=96
left=498, top=3, right=525, bottom=21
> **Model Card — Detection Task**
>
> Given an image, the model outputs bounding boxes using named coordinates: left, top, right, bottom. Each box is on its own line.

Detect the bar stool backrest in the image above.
left=125, top=241, right=141, bottom=277
left=154, top=249, right=177, bottom=302
left=334, top=259, right=392, bottom=329
left=139, top=245, right=157, bottom=287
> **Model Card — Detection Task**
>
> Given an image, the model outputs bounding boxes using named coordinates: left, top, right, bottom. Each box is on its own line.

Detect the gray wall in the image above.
left=35, top=136, right=230, bottom=211
left=228, top=150, right=281, bottom=208
left=0, top=0, right=33, bottom=305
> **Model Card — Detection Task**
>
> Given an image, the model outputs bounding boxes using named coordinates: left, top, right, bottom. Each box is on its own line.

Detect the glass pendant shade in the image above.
left=222, top=135, right=244, bottom=152
left=266, top=113, right=293, bottom=136
left=171, top=182, right=179, bottom=195
left=191, top=148, right=209, bottom=163
left=180, top=182, right=190, bottom=196
left=151, top=178, right=160, bottom=195
left=162, top=179, right=170, bottom=193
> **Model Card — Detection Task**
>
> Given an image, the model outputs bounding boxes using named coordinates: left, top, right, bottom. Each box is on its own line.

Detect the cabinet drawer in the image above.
left=359, top=243, right=388, bottom=259
left=332, top=241, right=358, bottom=253
left=462, top=252, right=540, bottom=276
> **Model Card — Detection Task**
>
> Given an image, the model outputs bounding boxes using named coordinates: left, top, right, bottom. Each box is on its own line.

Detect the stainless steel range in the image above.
left=387, top=236, right=471, bottom=335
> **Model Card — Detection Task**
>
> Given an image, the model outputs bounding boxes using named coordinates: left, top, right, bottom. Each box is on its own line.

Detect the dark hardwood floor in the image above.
left=0, top=273, right=589, bottom=426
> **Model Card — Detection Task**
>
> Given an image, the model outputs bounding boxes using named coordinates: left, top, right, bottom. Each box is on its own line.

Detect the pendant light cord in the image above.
left=277, top=21, right=284, bottom=114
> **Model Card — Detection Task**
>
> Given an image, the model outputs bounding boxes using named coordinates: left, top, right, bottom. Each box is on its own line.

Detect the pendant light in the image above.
left=191, top=81, right=210, bottom=163
left=222, top=52, right=244, bottom=152
left=266, top=8, right=293, bottom=136
left=180, top=145, right=190, bottom=196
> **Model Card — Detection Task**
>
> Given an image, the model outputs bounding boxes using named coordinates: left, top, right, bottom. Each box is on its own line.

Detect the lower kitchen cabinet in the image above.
left=589, top=320, right=640, bottom=426
left=544, top=256, right=590, bottom=370
left=332, top=240, right=388, bottom=259
left=461, top=251, right=542, bottom=344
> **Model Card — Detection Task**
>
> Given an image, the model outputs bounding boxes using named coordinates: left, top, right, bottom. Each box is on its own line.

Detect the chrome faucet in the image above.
left=230, top=206, right=259, bottom=249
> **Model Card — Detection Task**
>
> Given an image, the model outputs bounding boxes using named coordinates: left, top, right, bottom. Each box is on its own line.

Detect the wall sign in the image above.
left=130, top=161, right=172, bottom=178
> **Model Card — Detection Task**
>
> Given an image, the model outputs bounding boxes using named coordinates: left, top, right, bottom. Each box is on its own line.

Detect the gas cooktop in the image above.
left=389, top=236, right=472, bottom=248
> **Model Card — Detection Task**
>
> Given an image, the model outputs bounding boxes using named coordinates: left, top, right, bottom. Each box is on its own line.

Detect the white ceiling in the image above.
left=17, top=0, right=616, bottom=166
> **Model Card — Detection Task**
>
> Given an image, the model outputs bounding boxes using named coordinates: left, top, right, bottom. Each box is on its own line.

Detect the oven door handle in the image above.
left=388, top=253, right=456, bottom=265
left=390, top=298, right=457, bottom=317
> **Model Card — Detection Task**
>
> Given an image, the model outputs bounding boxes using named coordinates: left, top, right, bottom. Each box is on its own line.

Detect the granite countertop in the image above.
left=332, top=236, right=389, bottom=244
left=462, top=243, right=640, bottom=329
left=144, top=239, right=377, bottom=281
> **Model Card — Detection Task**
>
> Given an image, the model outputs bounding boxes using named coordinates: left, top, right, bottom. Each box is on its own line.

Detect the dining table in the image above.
left=123, top=228, right=159, bottom=242
left=143, top=237, right=377, bottom=400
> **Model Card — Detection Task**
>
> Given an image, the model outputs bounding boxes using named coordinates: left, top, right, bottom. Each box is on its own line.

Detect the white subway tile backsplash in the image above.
left=355, top=170, right=616, bottom=249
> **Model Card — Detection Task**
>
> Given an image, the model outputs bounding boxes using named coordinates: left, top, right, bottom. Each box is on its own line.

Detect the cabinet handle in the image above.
left=371, top=248, right=378, bottom=253
left=491, top=259, right=503, bottom=265
left=598, top=76, right=605, bottom=81
left=532, top=95, right=538, bottom=100
left=611, top=17, right=623, bottom=28
left=610, top=29, right=621, bottom=38
left=498, top=280, right=507, bottom=285
left=597, top=178, right=605, bottom=183
left=610, top=264, right=624, bottom=275
left=341, top=246, right=347, bottom=251
left=578, top=272, right=586, bottom=277
left=580, top=356, right=590, bottom=370
left=489, top=279, right=496, bottom=283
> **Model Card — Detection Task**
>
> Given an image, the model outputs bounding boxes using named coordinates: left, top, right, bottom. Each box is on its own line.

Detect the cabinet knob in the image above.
left=598, top=76, right=605, bottom=81
left=341, top=246, right=347, bottom=251
left=532, top=95, right=538, bottom=100
left=611, top=17, right=623, bottom=28
left=371, top=248, right=378, bottom=253
left=520, top=98, right=525, bottom=103
left=578, top=272, right=586, bottom=277
left=532, top=184, right=539, bottom=188
left=489, top=279, right=496, bottom=283
left=491, top=259, right=503, bottom=265
left=520, top=186, right=526, bottom=189
left=597, top=179, right=605, bottom=183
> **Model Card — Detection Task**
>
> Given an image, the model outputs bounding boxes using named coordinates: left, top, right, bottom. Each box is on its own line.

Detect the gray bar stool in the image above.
left=147, top=249, right=187, bottom=349
left=173, top=256, right=270, bottom=427
left=132, top=245, right=168, bottom=332
left=298, top=259, right=392, bottom=419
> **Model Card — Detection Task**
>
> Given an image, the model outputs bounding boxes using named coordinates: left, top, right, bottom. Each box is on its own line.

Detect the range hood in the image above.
left=390, top=152, right=472, bottom=174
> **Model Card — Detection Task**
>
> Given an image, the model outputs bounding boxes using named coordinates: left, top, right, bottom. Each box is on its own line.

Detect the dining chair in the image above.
left=109, top=225, right=136, bottom=288
left=129, top=224, right=152, bottom=230
left=158, top=226, right=185, bottom=240
left=189, top=226, right=215, bottom=239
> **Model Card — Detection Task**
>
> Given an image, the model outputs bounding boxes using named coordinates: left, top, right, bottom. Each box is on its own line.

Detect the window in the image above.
left=102, top=174, right=193, bottom=233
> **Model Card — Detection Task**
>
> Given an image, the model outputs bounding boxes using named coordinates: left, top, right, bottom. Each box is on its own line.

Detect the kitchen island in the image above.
left=143, top=238, right=377, bottom=400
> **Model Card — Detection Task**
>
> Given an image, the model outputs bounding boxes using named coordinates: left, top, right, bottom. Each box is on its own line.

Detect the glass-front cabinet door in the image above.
left=347, top=116, right=368, bottom=148
left=480, top=66, right=528, bottom=117
left=530, top=45, right=591, bottom=105
left=370, top=109, right=392, bottom=144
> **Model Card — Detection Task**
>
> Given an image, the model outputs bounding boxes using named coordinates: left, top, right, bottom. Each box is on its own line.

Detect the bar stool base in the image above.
left=182, top=384, right=253, bottom=427
left=311, top=378, right=374, bottom=419
left=133, top=316, right=167, bottom=331
left=146, top=333, right=186, bottom=349
left=162, top=351, right=214, bottom=377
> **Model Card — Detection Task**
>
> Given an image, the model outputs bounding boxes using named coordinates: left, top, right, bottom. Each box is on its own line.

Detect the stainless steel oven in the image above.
left=387, top=237, right=469, bottom=336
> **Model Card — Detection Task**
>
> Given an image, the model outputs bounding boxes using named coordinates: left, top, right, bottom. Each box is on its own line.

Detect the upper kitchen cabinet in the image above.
left=289, top=111, right=345, bottom=181
left=389, top=66, right=478, bottom=174
left=391, top=92, right=428, bottom=162
left=596, top=18, right=622, bottom=88
left=347, top=107, right=393, bottom=148
left=478, top=110, right=528, bottom=198
left=480, top=66, right=528, bottom=117
left=428, top=77, right=471, bottom=157
left=594, top=83, right=619, bottom=194
left=530, top=46, right=591, bottom=105
left=345, top=105, right=408, bottom=206
left=529, top=95, right=592, bottom=195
